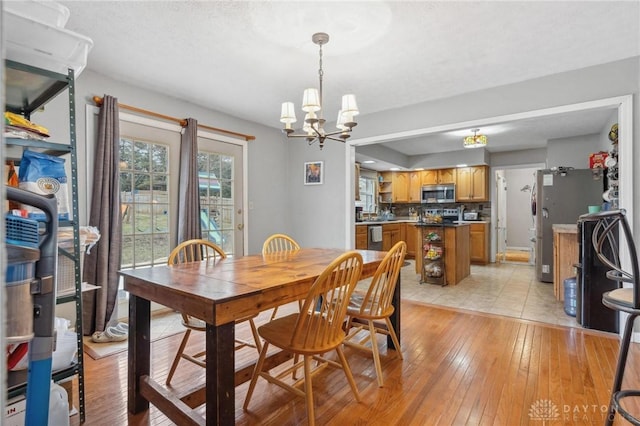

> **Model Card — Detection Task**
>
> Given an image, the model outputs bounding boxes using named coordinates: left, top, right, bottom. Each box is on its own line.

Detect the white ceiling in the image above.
left=55, top=1, right=639, bottom=160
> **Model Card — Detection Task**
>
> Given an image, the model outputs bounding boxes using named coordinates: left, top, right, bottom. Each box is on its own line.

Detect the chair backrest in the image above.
left=355, top=241, right=407, bottom=317
left=167, top=239, right=226, bottom=265
left=590, top=209, right=640, bottom=306
left=291, top=251, right=363, bottom=352
left=262, top=233, right=300, bottom=254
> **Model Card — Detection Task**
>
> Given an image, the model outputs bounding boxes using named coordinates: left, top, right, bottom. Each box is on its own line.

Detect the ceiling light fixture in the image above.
left=279, top=32, right=359, bottom=150
left=463, top=128, right=488, bottom=149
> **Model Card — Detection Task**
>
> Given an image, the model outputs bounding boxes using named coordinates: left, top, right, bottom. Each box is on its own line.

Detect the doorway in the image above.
left=494, top=166, right=542, bottom=264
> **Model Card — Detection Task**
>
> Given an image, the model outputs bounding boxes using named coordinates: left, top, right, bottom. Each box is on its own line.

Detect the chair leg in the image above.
left=269, top=306, right=279, bottom=321
left=606, top=313, right=639, bottom=426
left=368, top=320, right=384, bottom=387
left=336, top=345, right=361, bottom=402
left=166, top=329, right=191, bottom=385
left=304, top=355, right=315, bottom=426
left=248, top=319, right=263, bottom=353
left=243, top=341, right=270, bottom=410
left=385, top=317, right=403, bottom=360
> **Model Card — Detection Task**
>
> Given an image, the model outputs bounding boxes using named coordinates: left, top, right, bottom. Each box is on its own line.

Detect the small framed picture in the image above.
left=304, top=161, right=323, bottom=185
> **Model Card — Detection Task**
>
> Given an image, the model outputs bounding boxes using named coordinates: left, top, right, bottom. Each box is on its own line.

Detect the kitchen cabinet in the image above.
left=469, top=222, right=490, bottom=264
left=421, top=168, right=455, bottom=185
left=378, top=171, right=393, bottom=203
left=355, top=225, right=368, bottom=250
left=456, top=165, right=489, bottom=201
left=438, top=168, right=455, bottom=184
left=408, top=171, right=422, bottom=203
left=382, top=222, right=404, bottom=251
left=392, top=172, right=409, bottom=203
left=553, top=224, right=579, bottom=301
left=421, top=170, right=438, bottom=185
left=405, top=222, right=420, bottom=259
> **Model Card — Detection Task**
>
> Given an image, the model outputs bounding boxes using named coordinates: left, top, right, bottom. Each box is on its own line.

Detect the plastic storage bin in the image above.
left=3, top=0, right=71, bottom=28
left=564, top=276, right=577, bottom=317
left=4, top=8, right=93, bottom=76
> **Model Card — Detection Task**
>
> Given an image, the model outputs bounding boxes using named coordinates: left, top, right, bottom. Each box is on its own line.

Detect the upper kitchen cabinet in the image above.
left=421, top=168, right=455, bottom=185
left=456, top=166, right=489, bottom=202
left=392, top=172, right=409, bottom=203
left=438, top=168, right=455, bottom=184
left=421, top=170, right=438, bottom=185
left=378, top=171, right=393, bottom=203
left=408, top=171, right=422, bottom=203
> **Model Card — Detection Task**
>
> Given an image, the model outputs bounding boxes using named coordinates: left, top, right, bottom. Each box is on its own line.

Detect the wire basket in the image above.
left=6, top=214, right=39, bottom=248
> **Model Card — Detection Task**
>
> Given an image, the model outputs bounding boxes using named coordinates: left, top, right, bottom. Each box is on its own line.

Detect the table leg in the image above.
left=388, top=274, right=401, bottom=350
left=128, top=293, right=151, bottom=414
left=206, top=322, right=235, bottom=425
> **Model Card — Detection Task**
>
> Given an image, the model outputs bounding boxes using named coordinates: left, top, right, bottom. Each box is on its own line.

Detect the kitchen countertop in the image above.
left=552, top=223, right=578, bottom=233
left=356, top=219, right=489, bottom=226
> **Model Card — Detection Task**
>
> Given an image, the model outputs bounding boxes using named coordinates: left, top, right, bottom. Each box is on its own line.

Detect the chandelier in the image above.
left=279, top=32, right=359, bottom=150
left=463, top=129, right=488, bottom=148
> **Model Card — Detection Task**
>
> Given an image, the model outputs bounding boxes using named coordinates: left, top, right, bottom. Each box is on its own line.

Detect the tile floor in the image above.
left=400, top=259, right=580, bottom=328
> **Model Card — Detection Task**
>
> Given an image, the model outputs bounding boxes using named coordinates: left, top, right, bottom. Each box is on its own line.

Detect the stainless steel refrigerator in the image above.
left=535, top=169, right=603, bottom=282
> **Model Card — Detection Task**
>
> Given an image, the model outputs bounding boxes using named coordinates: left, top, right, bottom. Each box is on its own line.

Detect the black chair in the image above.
left=587, top=209, right=640, bottom=426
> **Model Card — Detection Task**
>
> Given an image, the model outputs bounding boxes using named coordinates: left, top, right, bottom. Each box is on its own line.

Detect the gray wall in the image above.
left=547, top=134, right=600, bottom=169
left=32, top=69, right=292, bottom=255
left=28, top=56, right=640, bottom=254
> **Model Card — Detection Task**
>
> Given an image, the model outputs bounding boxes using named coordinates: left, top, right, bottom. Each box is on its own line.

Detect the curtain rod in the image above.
left=92, top=96, right=256, bottom=141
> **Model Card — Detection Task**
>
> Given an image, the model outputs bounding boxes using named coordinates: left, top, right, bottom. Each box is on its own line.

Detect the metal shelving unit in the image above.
left=4, top=59, right=85, bottom=422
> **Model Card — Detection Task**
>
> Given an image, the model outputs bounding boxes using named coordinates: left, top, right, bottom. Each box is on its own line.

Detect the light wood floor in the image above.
left=70, top=300, right=640, bottom=425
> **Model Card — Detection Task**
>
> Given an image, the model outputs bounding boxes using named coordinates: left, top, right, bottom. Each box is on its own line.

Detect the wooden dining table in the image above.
left=121, top=247, right=400, bottom=425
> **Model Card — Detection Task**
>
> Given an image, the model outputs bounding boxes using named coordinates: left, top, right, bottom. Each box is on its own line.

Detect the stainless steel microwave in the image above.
left=421, top=184, right=455, bottom=203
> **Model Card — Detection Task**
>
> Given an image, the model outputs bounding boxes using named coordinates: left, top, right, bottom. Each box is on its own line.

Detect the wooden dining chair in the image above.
left=243, top=251, right=364, bottom=426
left=262, top=233, right=301, bottom=320
left=165, top=239, right=262, bottom=386
left=344, top=240, right=406, bottom=387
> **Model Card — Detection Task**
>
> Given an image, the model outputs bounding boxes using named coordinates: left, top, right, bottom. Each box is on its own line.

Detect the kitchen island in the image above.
left=414, top=222, right=471, bottom=286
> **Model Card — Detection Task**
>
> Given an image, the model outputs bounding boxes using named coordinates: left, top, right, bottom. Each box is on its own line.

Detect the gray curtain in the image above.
left=82, top=95, right=122, bottom=335
left=177, top=118, right=201, bottom=242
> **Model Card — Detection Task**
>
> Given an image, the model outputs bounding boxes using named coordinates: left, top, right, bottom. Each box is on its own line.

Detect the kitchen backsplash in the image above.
left=389, top=202, right=491, bottom=220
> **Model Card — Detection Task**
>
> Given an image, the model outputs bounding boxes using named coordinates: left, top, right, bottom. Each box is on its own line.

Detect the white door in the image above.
left=197, top=136, right=244, bottom=256
left=495, top=170, right=508, bottom=263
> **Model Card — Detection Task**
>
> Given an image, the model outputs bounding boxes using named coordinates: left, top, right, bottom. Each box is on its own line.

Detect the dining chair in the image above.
left=587, top=210, right=640, bottom=426
left=262, top=233, right=301, bottom=320
left=165, top=239, right=262, bottom=386
left=243, top=251, right=363, bottom=426
left=344, top=240, right=406, bottom=387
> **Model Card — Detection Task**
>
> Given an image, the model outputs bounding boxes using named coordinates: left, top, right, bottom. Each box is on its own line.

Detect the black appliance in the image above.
left=576, top=217, right=619, bottom=333
left=355, top=206, right=363, bottom=222
left=421, top=184, right=455, bottom=204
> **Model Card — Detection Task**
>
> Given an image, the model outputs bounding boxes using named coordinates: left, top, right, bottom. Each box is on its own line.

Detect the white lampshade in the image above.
left=280, top=102, right=297, bottom=124
left=302, top=88, right=321, bottom=112
left=336, top=110, right=347, bottom=130
left=337, top=110, right=356, bottom=130
left=341, top=94, right=359, bottom=116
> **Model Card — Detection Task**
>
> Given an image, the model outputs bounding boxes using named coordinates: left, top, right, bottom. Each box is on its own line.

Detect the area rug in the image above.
left=83, top=310, right=184, bottom=360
